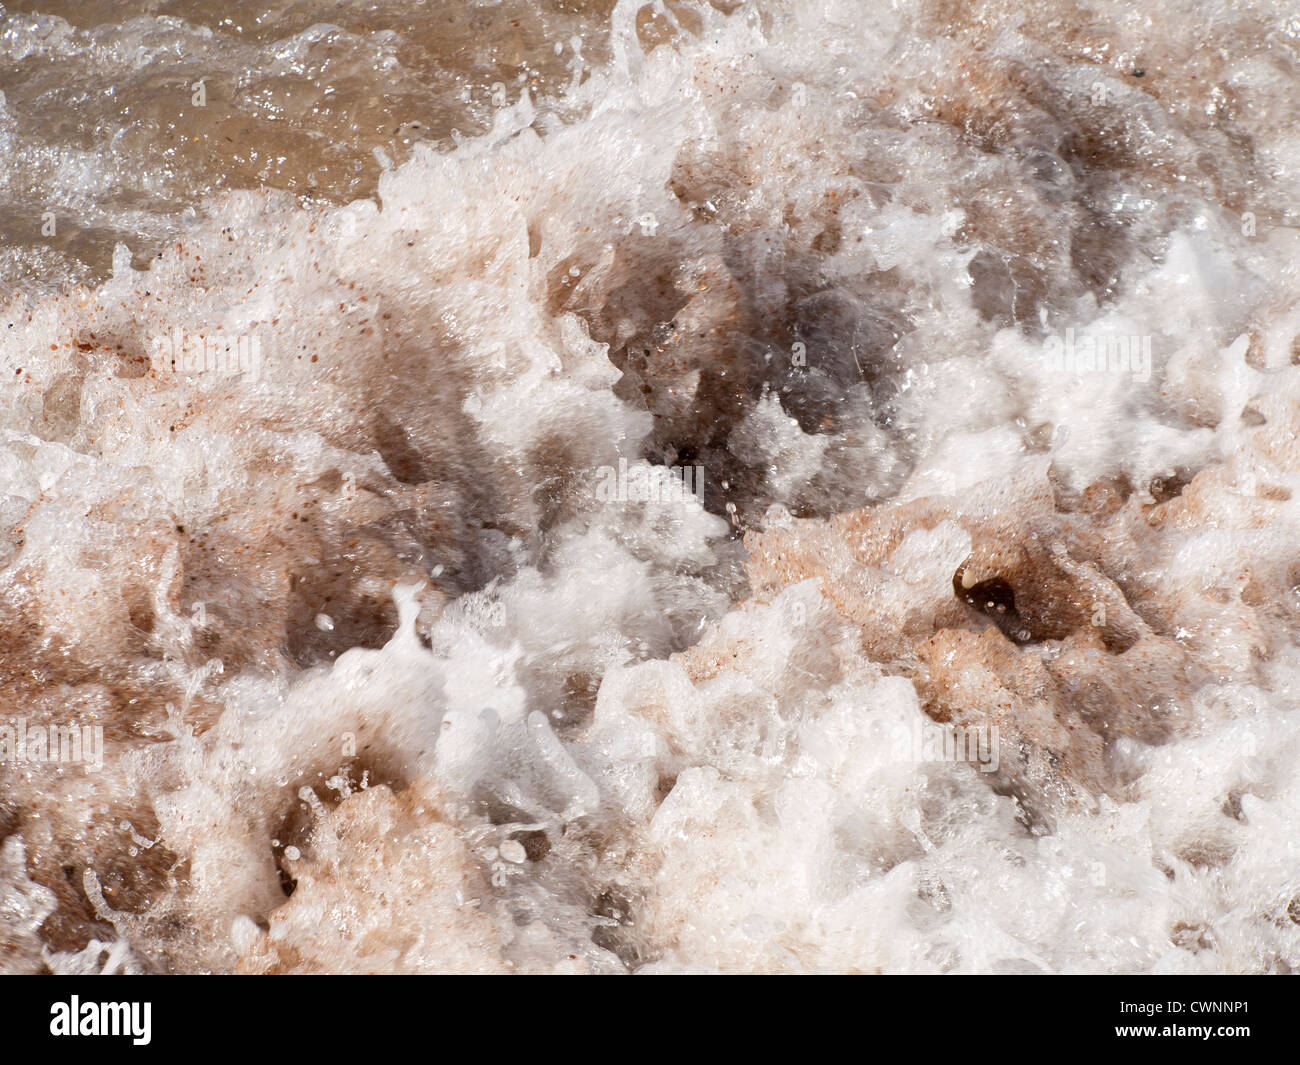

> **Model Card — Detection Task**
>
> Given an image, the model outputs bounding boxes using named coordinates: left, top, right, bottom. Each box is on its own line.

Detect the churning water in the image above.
left=1, top=0, right=1299, bottom=973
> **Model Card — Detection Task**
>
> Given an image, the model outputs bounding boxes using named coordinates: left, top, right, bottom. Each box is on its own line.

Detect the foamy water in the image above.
left=1, top=0, right=1299, bottom=974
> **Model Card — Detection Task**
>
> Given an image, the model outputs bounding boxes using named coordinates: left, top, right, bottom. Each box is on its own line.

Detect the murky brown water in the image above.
left=2, top=0, right=1300, bottom=974
left=0, top=0, right=624, bottom=282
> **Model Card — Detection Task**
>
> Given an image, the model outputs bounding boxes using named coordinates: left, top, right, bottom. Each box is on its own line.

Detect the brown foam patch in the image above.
left=738, top=460, right=1294, bottom=814
left=237, top=778, right=507, bottom=974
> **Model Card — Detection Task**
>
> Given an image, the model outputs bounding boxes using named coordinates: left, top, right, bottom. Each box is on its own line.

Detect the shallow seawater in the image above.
left=1, top=0, right=1299, bottom=973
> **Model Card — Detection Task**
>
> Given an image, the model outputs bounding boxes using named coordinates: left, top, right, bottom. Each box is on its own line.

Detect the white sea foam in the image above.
left=1, top=0, right=1299, bottom=973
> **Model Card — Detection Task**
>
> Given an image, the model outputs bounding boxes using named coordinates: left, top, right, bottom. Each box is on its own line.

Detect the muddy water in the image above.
left=1, top=0, right=1299, bottom=974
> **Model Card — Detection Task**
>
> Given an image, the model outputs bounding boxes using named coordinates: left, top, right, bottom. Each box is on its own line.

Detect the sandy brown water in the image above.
left=2, top=0, right=1300, bottom=975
